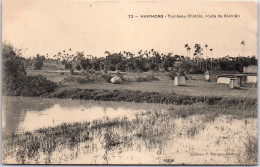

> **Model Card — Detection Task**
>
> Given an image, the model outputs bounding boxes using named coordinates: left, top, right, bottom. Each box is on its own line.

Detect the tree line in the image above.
left=7, top=42, right=257, bottom=73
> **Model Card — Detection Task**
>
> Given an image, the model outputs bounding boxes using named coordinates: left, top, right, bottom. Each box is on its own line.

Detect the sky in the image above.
left=2, top=0, right=258, bottom=58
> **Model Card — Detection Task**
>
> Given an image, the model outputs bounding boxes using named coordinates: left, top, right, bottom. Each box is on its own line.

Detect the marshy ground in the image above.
left=2, top=96, right=257, bottom=165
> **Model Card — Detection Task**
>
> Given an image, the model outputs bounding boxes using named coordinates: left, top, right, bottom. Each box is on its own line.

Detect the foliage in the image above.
left=20, top=75, right=58, bottom=96
left=10, top=42, right=259, bottom=74
left=136, top=75, right=159, bottom=82
left=2, top=43, right=27, bottom=94
left=102, top=73, right=113, bottom=83
left=70, top=68, right=75, bottom=75
left=33, top=54, right=45, bottom=70
left=2, top=42, right=57, bottom=96
left=189, top=67, right=205, bottom=74
left=60, top=76, right=94, bottom=85
left=167, top=70, right=177, bottom=80
left=193, top=44, right=203, bottom=58
left=218, top=56, right=257, bottom=72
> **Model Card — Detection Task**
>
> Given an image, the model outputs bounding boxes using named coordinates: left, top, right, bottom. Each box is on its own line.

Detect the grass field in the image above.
left=27, top=69, right=257, bottom=99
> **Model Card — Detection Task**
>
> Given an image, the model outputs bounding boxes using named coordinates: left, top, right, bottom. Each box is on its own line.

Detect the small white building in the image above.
left=229, top=78, right=240, bottom=89
left=217, top=76, right=233, bottom=84
left=246, top=75, right=257, bottom=83
left=243, top=65, right=257, bottom=74
left=174, top=76, right=186, bottom=86
left=243, top=65, right=257, bottom=83
left=217, top=74, right=244, bottom=86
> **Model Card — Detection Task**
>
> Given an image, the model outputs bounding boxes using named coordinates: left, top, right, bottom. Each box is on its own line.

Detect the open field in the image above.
left=27, top=70, right=257, bottom=99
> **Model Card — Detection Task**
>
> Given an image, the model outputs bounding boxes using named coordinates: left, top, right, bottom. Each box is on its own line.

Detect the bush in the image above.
left=34, top=60, right=43, bottom=70
left=136, top=75, right=159, bottom=82
left=60, top=76, right=93, bottom=85
left=102, top=74, right=113, bottom=83
left=33, top=55, right=45, bottom=70
left=167, top=70, right=177, bottom=80
left=21, top=75, right=58, bottom=96
left=147, top=74, right=159, bottom=81
left=189, top=67, right=205, bottom=74
left=65, top=63, right=72, bottom=69
left=70, top=69, right=75, bottom=75
left=2, top=43, right=58, bottom=96
left=3, top=75, right=58, bottom=97
left=2, top=43, right=27, bottom=95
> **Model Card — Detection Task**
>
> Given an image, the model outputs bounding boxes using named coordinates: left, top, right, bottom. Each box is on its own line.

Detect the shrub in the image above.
left=147, top=74, right=159, bottom=81
left=167, top=70, right=177, bottom=80
left=34, top=60, right=43, bottom=70
left=136, top=75, right=159, bottom=82
left=33, top=55, right=45, bottom=70
left=60, top=76, right=93, bottom=85
left=2, top=43, right=27, bottom=95
left=70, top=69, right=75, bottom=75
left=65, top=62, right=72, bottom=69
left=2, top=42, right=58, bottom=96
left=21, top=75, right=58, bottom=96
left=102, top=74, right=113, bottom=83
left=189, top=67, right=205, bottom=74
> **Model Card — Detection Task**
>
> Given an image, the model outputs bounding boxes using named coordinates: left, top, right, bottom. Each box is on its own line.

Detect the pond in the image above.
left=2, top=96, right=169, bottom=137
left=2, top=96, right=257, bottom=165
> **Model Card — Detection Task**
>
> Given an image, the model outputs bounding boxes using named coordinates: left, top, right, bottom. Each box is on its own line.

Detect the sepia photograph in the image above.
left=1, top=0, right=258, bottom=165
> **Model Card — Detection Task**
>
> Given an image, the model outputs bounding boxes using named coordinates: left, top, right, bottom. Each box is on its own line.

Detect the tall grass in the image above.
left=235, top=127, right=258, bottom=164
left=45, top=88, right=257, bottom=107
left=2, top=103, right=257, bottom=164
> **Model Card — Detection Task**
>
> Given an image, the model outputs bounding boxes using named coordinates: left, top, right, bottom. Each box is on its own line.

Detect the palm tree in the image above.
left=74, top=51, right=85, bottom=72
left=184, top=44, right=189, bottom=57
left=194, top=44, right=203, bottom=68
left=205, top=44, right=208, bottom=69
left=209, top=48, right=213, bottom=70
left=187, top=47, right=191, bottom=59
left=205, top=44, right=208, bottom=58
left=241, top=41, right=245, bottom=57
left=104, top=51, right=111, bottom=56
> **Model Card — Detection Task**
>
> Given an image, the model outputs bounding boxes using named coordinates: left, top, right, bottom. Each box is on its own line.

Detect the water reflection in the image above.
left=2, top=96, right=168, bottom=136
left=2, top=96, right=55, bottom=137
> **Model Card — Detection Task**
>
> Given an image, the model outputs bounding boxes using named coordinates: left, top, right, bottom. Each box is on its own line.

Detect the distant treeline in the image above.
left=3, top=42, right=257, bottom=73
left=26, top=49, right=257, bottom=73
